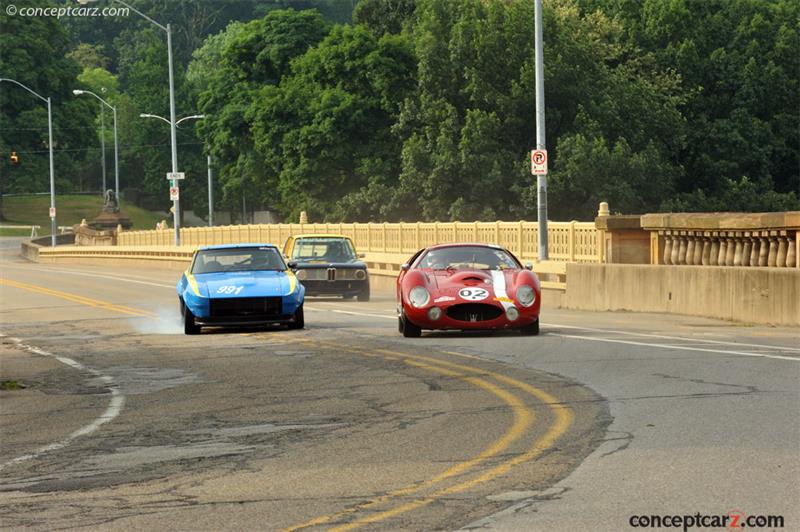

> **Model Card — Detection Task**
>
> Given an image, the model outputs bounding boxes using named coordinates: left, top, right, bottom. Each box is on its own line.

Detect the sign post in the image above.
left=534, top=0, right=548, bottom=260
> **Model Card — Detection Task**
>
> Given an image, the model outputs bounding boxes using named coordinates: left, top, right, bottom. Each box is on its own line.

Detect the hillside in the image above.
left=0, top=195, right=162, bottom=235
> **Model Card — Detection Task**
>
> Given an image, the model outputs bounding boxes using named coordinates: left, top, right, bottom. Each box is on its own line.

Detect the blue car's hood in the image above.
left=195, top=270, right=291, bottom=297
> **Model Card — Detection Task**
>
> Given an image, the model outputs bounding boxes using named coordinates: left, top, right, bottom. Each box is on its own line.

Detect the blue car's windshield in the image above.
left=192, top=247, right=286, bottom=274
left=292, top=238, right=356, bottom=263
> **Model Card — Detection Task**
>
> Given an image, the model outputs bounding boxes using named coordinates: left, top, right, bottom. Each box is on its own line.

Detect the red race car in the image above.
left=396, top=243, right=541, bottom=337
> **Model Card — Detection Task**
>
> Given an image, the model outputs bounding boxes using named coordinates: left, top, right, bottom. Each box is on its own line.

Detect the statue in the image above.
left=103, top=189, right=119, bottom=213
left=91, top=189, right=132, bottom=230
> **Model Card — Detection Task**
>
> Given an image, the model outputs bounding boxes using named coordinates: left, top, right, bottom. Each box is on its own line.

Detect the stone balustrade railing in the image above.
left=658, top=230, right=796, bottom=267
left=641, top=212, right=799, bottom=268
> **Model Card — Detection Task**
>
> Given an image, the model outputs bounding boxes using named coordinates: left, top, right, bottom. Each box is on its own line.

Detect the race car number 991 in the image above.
left=458, top=288, right=489, bottom=301
left=217, top=285, right=244, bottom=295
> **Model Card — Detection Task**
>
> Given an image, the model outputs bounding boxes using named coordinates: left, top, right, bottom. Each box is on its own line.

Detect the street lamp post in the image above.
left=100, top=100, right=106, bottom=193
left=114, top=0, right=181, bottom=245
left=73, top=90, right=119, bottom=201
left=0, top=78, right=56, bottom=247
left=534, top=0, right=549, bottom=260
left=139, top=114, right=210, bottom=226
left=207, top=153, right=213, bottom=227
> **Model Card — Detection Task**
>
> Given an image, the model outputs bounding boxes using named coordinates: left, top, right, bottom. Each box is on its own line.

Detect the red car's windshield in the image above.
left=416, top=246, right=520, bottom=271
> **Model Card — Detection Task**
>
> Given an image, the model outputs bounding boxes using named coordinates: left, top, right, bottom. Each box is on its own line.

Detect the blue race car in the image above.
left=177, top=244, right=305, bottom=335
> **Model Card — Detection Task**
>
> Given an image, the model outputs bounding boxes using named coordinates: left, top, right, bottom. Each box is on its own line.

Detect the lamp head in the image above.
left=72, top=89, right=84, bottom=95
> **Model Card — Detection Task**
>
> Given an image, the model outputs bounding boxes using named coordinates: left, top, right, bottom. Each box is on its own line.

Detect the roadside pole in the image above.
left=534, top=0, right=548, bottom=260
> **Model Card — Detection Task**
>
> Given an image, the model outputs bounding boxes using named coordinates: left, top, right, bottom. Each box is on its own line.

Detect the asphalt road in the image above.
left=1, top=239, right=798, bottom=531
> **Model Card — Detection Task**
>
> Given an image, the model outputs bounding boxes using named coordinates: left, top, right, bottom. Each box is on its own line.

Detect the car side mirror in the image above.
left=525, top=262, right=533, bottom=271
left=288, top=261, right=298, bottom=270
left=400, top=263, right=410, bottom=271
left=358, top=252, right=366, bottom=259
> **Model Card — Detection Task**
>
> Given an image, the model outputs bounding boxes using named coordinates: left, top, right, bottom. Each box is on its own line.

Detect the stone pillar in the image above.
left=686, top=236, right=694, bottom=266
left=677, top=237, right=687, bottom=265
left=749, top=237, right=759, bottom=266
left=671, top=236, right=680, bottom=265
left=717, top=239, right=727, bottom=266
left=663, top=236, right=673, bottom=265
left=692, top=236, right=703, bottom=265
left=709, top=238, right=719, bottom=266
left=741, top=240, right=752, bottom=267
left=725, top=238, right=736, bottom=265
left=768, top=237, right=778, bottom=267
left=787, top=236, right=797, bottom=268
left=776, top=237, right=788, bottom=267
left=758, top=237, right=769, bottom=266
left=701, top=238, right=711, bottom=265
left=733, top=239, right=743, bottom=266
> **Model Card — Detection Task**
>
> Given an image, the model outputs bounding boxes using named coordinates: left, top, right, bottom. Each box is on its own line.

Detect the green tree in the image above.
left=587, top=0, right=799, bottom=211
left=0, top=0, right=96, bottom=204
left=248, top=24, right=416, bottom=221
left=391, top=0, right=684, bottom=221
left=194, top=10, right=330, bottom=220
left=353, top=0, right=417, bottom=35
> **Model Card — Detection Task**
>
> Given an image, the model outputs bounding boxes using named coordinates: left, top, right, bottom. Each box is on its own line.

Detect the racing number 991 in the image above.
left=217, top=285, right=244, bottom=295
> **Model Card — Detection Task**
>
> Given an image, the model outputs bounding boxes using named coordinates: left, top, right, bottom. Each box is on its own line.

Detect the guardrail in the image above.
left=119, top=221, right=602, bottom=264
left=0, top=225, right=41, bottom=237
left=34, top=245, right=568, bottom=290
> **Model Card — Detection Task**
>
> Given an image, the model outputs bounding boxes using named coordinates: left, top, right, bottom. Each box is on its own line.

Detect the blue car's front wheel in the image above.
left=288, top=304, right=304, bottom=330
left=181, top=298, right=201, bottom=335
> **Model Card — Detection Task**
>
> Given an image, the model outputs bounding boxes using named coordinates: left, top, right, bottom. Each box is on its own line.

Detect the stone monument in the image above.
left=91, top=189, right=133, bottom=230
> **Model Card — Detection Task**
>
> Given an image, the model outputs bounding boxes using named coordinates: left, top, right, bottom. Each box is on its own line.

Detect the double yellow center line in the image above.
left=0, top=278, right=157, bottom=318
left=2, top=277, right=574, bottom=530
left=281, top=338, right=574, bottom=531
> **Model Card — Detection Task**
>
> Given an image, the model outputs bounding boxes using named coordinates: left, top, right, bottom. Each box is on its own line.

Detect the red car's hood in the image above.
left=426, top=269, right=519, bottom=300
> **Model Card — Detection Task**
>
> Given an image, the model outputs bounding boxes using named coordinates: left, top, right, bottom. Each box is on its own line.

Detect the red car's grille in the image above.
left=446, top=303, right=503, bottom=322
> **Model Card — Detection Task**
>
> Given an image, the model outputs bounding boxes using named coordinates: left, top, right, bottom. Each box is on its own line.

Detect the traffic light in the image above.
left=10, top=151, right=19, bottom=165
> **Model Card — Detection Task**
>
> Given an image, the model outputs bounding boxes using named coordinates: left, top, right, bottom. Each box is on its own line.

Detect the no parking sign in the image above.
left=531, top=149, right=547, bottom=175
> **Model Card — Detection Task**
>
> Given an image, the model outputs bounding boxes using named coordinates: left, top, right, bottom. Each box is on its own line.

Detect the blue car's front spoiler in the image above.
left=194, top=313, right=295, bottom=327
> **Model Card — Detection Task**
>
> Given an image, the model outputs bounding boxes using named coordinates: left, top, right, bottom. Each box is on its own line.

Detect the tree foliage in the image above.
left=3, top=0, right=797, bottom=223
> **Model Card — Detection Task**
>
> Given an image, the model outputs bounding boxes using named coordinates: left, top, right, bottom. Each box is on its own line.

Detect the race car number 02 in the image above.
left=459, top=288, right=489, bottom=301
left=217, top=285, right=244, bottom=295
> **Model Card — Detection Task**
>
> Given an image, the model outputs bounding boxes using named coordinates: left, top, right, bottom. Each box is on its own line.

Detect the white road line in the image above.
left=550, top=333, right=800, bottom=362
left=2, top=264, right=175, bottom=289
left=305, top=306, right=395, bottom=320
left=0, top=334, right=125, bottom=471
left=547, top=323, right=800, bottom=353
left=11, top=265, right=796, bottom=358
left=306, top=306, right=799, bottom=361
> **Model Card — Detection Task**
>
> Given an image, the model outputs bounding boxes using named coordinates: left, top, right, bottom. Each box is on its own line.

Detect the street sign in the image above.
left=170, top=186, right=180, bottom=201
left=166, top=172, right=185, bottom=180
left=531, top=149, right=547, bottom=175
left=49, top=207, right=56, bottom=218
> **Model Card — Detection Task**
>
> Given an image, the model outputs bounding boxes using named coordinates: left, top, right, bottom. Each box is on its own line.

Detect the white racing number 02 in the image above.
left=458, top=288, right=489, bottom=301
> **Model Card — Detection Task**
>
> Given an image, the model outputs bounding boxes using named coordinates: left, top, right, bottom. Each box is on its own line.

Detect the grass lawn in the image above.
left=0, top=195, right=162, bottom=235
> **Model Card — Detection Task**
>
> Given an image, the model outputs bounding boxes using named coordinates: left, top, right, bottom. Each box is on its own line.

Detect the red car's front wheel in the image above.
left=520, top=319, right=540, bottom=336
left=399, top=314, right=422, bottom=338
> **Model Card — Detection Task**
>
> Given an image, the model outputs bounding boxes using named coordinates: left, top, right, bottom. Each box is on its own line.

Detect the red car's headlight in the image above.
left=516, top=285, right=536, bottom=307
left=408, top=286, right=430, bottom=308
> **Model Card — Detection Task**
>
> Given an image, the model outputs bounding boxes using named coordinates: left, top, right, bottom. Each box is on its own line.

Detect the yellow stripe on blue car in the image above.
left=185, top=271, right=201, bottom=296
left=286, top=271, right=297, bottom=294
